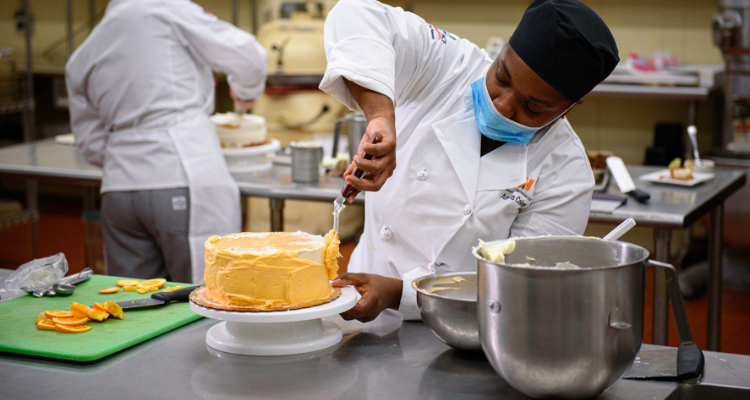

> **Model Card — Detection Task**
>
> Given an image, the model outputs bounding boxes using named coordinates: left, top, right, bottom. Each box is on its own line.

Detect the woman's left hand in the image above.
left=332, top=272, right=402, bottom=322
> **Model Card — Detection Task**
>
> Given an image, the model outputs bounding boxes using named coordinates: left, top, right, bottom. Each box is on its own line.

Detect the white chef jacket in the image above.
left=66, top=0, right=267, bottom=281
left=66, top=0, right=267, bottom=193
left=320, top=0, right=594, bottom=320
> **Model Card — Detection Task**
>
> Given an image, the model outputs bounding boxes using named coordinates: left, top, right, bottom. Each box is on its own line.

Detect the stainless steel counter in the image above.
left=1, top=310, right=749, bottom=400
left=0, top=139, right=746, bottom=351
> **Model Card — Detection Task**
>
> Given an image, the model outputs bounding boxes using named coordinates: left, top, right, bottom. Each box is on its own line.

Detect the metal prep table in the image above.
left=589, top=165, right=745, bottom=351
left=0, top=139, right=746, bottom=352
left=0, top=307, right=749, bottom=400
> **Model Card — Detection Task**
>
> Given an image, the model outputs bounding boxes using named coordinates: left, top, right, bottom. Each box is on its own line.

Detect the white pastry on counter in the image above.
left=211, top=113, right=267, bottom=148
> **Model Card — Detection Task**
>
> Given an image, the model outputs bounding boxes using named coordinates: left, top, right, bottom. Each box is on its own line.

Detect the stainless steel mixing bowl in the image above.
left=475, top=237, right=648, bottom=399
left=412, top=272, right=480, bottom=352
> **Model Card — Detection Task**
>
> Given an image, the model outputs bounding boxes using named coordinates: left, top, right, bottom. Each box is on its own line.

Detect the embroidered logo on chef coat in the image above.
left=519, top=178, right=535, bottom=192
left=427, top=24, right=456, bottom=44
left=500, top=189, right=532, bottom=208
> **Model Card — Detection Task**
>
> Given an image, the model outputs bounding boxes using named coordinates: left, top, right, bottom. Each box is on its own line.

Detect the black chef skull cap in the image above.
left=508, top=0, right=619, bottom=101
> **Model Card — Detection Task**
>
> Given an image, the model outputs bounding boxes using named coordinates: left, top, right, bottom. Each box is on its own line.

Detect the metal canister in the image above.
left=290, top=142, right=323, bottom=183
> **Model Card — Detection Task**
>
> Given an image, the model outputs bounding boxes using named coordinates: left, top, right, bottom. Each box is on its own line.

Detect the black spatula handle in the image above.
left=151, top=285, right=201, bottom=304
left=342, top=134, right=381, bottom=199
left=676, top=343, right=705, bottom=381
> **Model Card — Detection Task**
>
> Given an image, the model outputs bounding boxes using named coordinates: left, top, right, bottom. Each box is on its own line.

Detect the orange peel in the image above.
left=54, top=324, right=91, bottom=333
left=70, top=302, right=95, bottom=318
left=52, top=316, right=88, bottom=326
left=44, top=310, right=73, bottom=319
left=136, top=278, right=167, bottom=289
left=116, top=279, right=141, bottom=287
left=99, top=287, right=120, bottom=294
left=37, top=319, right=56, bottom=330
left=123, top=286, right=137, bottom=292
left=104, top=301, right=124, bottom=320
left=88, top=309, right=109, bottom=322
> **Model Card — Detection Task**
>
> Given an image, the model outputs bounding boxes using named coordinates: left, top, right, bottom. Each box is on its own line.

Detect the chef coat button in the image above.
left=381, top=227, right=393, bottom=240
left=463, top=204, right=472, bottom=215
left=417, top=170, right=428, bottom=181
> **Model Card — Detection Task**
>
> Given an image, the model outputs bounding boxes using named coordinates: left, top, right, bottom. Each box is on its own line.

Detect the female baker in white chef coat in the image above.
left=66, top=0, right=266, bottom=283
left=321, top=0, right=619, bottom=321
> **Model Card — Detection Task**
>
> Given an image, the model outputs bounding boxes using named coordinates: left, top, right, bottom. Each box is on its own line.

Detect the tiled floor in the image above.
left=1, top=195, right=749, bottom=356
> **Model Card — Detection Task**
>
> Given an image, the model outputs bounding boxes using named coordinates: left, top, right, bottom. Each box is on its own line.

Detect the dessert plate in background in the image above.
left=638, top=169, right=715, bottom=187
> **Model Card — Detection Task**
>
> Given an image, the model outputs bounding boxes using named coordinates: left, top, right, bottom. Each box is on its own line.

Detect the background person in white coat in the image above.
left=66, top=0, right=266, bottom=283
left=321, top=0, right=619, bottom=322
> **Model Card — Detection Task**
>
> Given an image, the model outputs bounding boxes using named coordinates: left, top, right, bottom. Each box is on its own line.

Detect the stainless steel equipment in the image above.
left=475, top=237, right=703, bottom=399
left=290, top=142, right=323, bottom=183
left=412, top=272, right=480, bottom=352
left=331, top=112, right=367, bottom=159
left=20, top=267, right=92, bottom=297
left=713, top=0, right=750, bottom=151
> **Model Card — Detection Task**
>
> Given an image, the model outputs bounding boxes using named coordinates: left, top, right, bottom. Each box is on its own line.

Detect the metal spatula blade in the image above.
left=333, top=195, right=344, bottom=234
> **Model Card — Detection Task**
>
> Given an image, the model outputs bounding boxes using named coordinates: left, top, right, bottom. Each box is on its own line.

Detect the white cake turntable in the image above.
left=221, top=138, right=281, bottom=174
left=190, top=286, right=358, bottom=356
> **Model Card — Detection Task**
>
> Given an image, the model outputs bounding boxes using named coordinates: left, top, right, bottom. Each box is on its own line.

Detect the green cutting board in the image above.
left=0, top=275, right=202, bottom=362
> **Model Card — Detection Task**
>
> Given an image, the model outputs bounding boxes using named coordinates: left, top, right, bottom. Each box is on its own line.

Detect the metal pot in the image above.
left=475, top=237, right=702, bottom=399
left=412, top=272, right=480, bottom=352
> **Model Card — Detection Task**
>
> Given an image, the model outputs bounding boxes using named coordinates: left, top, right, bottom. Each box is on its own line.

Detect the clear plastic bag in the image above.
left=3, top=253, right=68, bottom=297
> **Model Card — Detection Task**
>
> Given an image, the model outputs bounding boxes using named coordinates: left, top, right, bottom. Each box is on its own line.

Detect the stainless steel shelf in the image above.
left=0, top=98, right=35, bottom=116
left=0, top=209, right=38, bottom=230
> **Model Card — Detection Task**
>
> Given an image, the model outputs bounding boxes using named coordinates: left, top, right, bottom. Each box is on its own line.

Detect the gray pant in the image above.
left=101, top=188, right=192, bottom=283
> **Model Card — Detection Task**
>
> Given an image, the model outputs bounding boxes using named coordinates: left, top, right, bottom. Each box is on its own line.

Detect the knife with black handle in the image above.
left=116, top=285, right=202, bottom=310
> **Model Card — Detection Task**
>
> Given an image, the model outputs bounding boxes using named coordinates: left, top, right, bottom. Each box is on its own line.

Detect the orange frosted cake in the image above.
left=201, top=230, right=341, bottom=310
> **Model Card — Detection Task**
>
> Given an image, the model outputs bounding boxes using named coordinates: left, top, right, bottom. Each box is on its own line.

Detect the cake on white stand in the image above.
left=190, top=286, right=357, bottom=356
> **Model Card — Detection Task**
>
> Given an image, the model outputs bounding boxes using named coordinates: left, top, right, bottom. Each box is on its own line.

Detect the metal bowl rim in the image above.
left=411, top=271, right=477, bottom=303
left=472, top=236, right=650, bottom=271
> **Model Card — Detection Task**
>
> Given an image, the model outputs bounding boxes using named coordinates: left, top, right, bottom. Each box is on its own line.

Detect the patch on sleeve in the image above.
left=427, top=23, right=456, bottom=45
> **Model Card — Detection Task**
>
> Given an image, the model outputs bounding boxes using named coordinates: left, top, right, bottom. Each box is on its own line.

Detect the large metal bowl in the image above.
left=412, top=272, right=480, bottom=352
left=475, top=237, right=648, bottom=399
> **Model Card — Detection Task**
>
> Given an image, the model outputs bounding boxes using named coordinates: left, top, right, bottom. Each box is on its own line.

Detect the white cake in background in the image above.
left=211, top=113, right=268, bottom=148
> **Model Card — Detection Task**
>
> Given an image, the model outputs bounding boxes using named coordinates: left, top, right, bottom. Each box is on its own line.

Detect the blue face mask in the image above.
left=469, top=77, right=573, bottom=144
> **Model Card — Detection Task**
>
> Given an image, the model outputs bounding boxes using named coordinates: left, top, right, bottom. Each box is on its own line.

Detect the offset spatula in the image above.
left=624, top=260, right=704, bottom=381
left=116, top=285, right=201, bottom=310
left=334, top=133, right=381, bottom=233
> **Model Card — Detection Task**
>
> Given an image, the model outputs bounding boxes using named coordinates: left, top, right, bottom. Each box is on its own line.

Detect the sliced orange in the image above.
left=123, top=286, right=137, bottom=292
left=136, top=278, right=167, bottom=289
left=54, top=324, right=91, bottom=333
left=103, top=301, right=124, bottom=320
left=70, top=302, right=94, bottom=318
left=88, top=309, right=109, bottom=322
left=92, top=302, right=108, bottom=313
left=99, top=287, right=120, bottom=294
left=44, top=310, right=73, bottom=319
left=136, top=287, right=149, bottom=294
left=52, top=316, right=88, bottom=326
left=35, top=312, right=49, bottom=324
left=116, top=279, right=141, bottom=287
left=37, top=319, right=56, bottom=330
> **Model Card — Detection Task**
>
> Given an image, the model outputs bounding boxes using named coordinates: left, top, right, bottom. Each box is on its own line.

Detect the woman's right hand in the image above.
left=342, top=115, right=397, bottom=202
left=342, top=79, right=397, bottom=203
